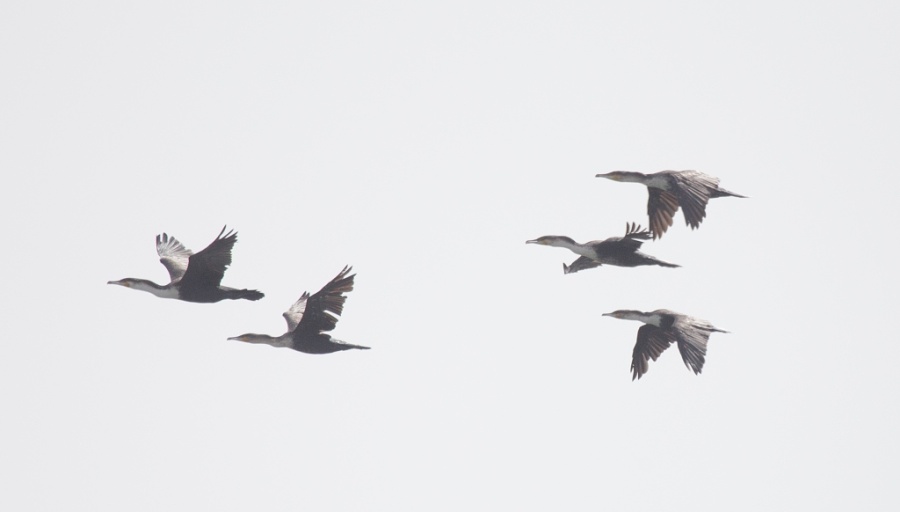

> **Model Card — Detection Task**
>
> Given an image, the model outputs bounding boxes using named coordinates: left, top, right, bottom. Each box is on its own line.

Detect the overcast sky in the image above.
left=3, top=1, right=899, bottom=510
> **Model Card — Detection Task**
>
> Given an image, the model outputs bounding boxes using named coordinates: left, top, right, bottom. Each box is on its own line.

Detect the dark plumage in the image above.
left=108, top=226, right=263, bottom=303
left=526, top=223, right=679, bottom=274
left=595, top=170, right=746, bottom=238
left=228, top=266, right=369, bottom=354
left=603, top=309, right=728, bottom=380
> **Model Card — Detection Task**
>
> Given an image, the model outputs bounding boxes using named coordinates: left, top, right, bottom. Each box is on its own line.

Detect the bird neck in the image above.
left=615, top=172, right=651, bottom=184
left=620, top=311, right=665, bottom=326
left=548, top=237, right=594, bottom=257
left=132, top=279, right=180, bottom=299
left=241, top=334, right=289, bottom=347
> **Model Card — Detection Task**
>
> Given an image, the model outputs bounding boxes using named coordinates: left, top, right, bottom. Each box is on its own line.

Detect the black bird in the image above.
left=603, top=309, right=728, bottom=380
left=228, top=266, right=369, bottom=354
left=595, top=170, right=746, bottom=238
left=108, top=226, right=263, bottom=303
left=526, top=223, right=679, bottom=274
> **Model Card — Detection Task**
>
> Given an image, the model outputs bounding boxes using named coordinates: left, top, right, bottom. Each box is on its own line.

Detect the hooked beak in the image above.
left=595, top=172, right=618, bottom=180
left=107, top=280, right=129, bottom=287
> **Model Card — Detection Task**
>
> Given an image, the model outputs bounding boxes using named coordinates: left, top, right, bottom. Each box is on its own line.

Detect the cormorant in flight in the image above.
left=603, top=309, right=728, bottom=380
left=108, top=226, right=263, bottom=303
left=526, top=223, right=679, bottom=274
left=228, top=266, right=369, bottom=354
left=595, top=170, right=746, bottom=238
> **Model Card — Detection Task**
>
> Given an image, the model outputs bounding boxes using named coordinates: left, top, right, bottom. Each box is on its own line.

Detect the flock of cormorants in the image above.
left=528, top=170, right=744, bottom=379
left=108, top=169, right=743, bottom=378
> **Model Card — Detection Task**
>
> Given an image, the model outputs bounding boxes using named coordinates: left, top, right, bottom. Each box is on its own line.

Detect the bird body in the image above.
left=108, top=226, right=263, bottom=303
left=228, top=266, right=369, bottom=354
left=595, top=170, right=745, bottom=238
left=527, top=223, right=679, bottom=274
left=603, top=309, right=728, bottom=380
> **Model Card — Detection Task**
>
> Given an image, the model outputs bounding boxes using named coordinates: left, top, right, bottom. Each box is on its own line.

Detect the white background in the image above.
left=2, top=1, right=898, bottom=510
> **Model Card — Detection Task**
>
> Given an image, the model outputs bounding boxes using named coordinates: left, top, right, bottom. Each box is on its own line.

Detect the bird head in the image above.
left=594, top=171, right=630, bottom=181
left=227, top=333, right=274, bottom=345
left=526, top=235, right=576, bottom=247
left=602, top=310, right=644, bottom=320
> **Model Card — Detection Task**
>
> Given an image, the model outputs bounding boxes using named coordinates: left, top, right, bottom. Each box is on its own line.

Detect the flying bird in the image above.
left=594, top=170, right=746, bottom=238
left=228, top=266, right=369, bottom=354
left=603, top=309, right=728, bottom=380
left=108, top=226, right=263, bottom=303
left=526, top=223, right=679, bottom=274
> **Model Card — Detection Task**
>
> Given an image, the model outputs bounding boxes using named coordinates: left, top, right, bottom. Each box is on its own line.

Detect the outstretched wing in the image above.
left=592, top=222, right=653, bottom=258
left=563, top=256, right=602, bottom=274
left=672, top=315, right=723, bottom=375
left=632, top=325, right=676, bottom=380
left=674, top=326, right=710, bottom=375
left=283, top=292, right=309, bottom=332
left=156, top=233, right=193, bottom=283
left=178, top=226, right=237, bottom=288
left=288, top=266, right=356, bottom=340
left=671, top=171, right=717, bottom=229
left=623, top=222, right=652, bottom=240
left=647, top=189, right=680, bottom=239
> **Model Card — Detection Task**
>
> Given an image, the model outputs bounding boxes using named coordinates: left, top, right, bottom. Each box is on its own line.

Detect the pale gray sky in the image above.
left=2, top=1, right=899, bottom=510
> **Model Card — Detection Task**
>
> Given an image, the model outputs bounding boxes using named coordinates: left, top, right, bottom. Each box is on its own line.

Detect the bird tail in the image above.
left=231, top=289, right=264, bottom=301
left=334, top=339, right=371, bottom=351
left=654, top=259, right=681, bottom=268
left=711, top=187, right=747, bottom=199
left=694, top=322, right=729, bottom=334
left=636, top=254, right=680, bottom=268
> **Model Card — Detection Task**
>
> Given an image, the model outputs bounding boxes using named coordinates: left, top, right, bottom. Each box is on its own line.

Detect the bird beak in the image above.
left=227, top=336, right=240, bottom=341
left=525, top=239, right=537, bottom=244
left=601, top=312, right=615, bottom=317
left=107, top=280, right=128, bottom=287
left=595, top=172, right=616, bottom=180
